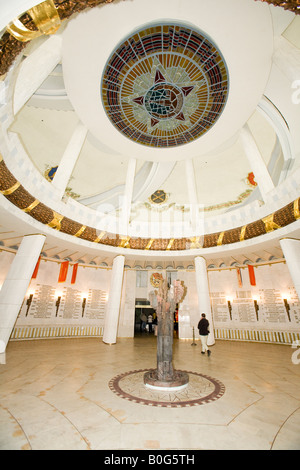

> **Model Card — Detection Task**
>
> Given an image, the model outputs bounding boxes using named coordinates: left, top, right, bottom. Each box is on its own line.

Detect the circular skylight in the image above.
left=101, top=24, right=229, bottom=148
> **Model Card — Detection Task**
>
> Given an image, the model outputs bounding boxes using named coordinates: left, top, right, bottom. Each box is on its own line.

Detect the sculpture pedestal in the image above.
left=144, top=369, right=189, bottom=391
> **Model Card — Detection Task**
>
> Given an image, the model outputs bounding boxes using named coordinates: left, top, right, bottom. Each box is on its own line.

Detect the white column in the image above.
left=0, top=234, right=46, bottom=353
left=120, top=158, right=136, bottom=235
left=240, top=124, right=275, bottom=202
left=13, top=35, right=62, bottom=114
left=195, top=256, right=215, bottom=346
left=185, top=158, right=198, bottom=229
left=280, top=238, right=300, bottom=300
left=103, top=255, right=125, bottom=345
left=52, top=121, right=88, bottom=199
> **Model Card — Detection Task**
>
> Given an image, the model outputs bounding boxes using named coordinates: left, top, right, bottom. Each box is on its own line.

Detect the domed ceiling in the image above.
left=101, top=23, right=228, bottom=148
left=61, top=0, right=274, bottom=162
left=0, top=0, right=300, bottom=268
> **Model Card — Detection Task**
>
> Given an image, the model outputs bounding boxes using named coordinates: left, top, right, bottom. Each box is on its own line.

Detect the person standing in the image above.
left=140, top=312, right=147, bottom=332
left=147, top=313, right=153, bottom=333
left=198, top=313, right=211, bottom=356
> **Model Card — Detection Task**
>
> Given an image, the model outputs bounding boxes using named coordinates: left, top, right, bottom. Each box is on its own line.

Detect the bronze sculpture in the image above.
left=144, top=277, right=189, bottom=388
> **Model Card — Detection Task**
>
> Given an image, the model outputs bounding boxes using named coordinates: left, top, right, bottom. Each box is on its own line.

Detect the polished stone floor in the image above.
left=0, top=335, right=299, bottom=450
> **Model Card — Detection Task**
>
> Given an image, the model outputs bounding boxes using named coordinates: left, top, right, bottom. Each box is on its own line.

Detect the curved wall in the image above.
left=0, top=135, right=299, bottom=258
left=1, top=249, right=298, bottom=345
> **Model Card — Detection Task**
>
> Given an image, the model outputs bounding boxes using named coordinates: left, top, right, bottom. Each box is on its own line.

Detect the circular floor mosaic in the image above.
left=109, top=369, right=225, bottom=408
left=101, top=23, right=228, bottom=148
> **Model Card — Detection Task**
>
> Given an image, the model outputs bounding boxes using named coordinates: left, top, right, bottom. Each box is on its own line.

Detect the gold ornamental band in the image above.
left=7, top=0, right=61, bottom=42
left=0, top=182, right=21, bottom=196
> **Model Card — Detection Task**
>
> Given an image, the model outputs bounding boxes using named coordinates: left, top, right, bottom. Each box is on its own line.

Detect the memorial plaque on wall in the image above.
left=60, top=287, right=82, bottom=319
left=207, top=263, right=300, bottom=334
left=211, top=290, right=257, bottom=324
left=258, top=288, right=300, bottom=324
left=234, top=300, right=256, bottom=323
left=29, top=284, right=56, bottom=318
left=211, top=292, right=229, bottom=323
left=289, top=287, right=300, bottom=324
left=85, top=289, right=107, bottom=320
left=235, top=291, right=256, bottom=323
left=259, top=289, right=287, bottom=323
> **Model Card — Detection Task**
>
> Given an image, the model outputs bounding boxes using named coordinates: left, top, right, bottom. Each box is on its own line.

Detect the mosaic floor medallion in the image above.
left=101, top=23, right=228, bottom=148
left=109, top=369, right=225, bottom=408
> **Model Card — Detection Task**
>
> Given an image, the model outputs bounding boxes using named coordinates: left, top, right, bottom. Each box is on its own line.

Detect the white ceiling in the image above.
left=61, top=0, right=274, bottom=162
left=1, top=0, right=300, bottom=268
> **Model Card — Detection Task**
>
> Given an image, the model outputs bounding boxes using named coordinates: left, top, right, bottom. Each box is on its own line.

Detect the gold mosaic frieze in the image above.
left=0, top=0, right=113, bottom=75
left=30, top=201, right=55, bottom=225
left=0, top=159, right=300, bottom=252
left=7, top=0, right=61, bottom=42
left=254, top=0, right=300, bottom=14
left=223, top=227, right=241, bottom=245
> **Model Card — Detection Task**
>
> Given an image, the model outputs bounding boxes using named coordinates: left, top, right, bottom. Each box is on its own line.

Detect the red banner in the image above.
left=71, top=263, right=78, bottom=284
left=32, top=256, right=41, bottom=279
left=248, top=265, right=256, bottom=286
left=236, top=268, right=243, bottom=287
left=58, top=261, right=69, bottom=283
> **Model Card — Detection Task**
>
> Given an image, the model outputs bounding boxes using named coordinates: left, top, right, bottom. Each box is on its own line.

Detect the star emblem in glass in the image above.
left=101, top=24, right=229, bottom=148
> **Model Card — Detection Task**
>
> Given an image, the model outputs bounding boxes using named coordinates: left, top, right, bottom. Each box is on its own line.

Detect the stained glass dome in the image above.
left=101, top=24, right=229, bottom=148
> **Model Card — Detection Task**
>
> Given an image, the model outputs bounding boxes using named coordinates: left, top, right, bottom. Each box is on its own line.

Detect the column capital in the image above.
left=113, top=254, right=125, bottom=262
left=24, top=233, right=46, bottom=238
left=194, top=255, right=207, bottom=267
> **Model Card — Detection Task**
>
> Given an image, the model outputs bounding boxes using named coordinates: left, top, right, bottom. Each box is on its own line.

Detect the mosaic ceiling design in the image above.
left=101, top=24, right=229, bottom=148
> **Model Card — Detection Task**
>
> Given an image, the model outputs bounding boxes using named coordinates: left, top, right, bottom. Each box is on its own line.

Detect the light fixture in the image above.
left=55, top=296, right=61, bottom=317
left=226, top=296, right=233, bottom=320
left=25, top=293, right=34, bottom=317
left=253, top=299, right=259, bottom=321
left=82, top=297, right=86, bottom=317
left=283, top=298, right=291, bottom=322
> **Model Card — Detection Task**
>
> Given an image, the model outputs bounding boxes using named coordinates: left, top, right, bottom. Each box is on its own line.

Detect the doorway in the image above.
left=134, top=298, right=156, bottom=336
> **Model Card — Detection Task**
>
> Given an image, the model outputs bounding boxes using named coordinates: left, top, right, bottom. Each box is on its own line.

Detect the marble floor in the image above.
left=0, top=335, right=299, bottom=450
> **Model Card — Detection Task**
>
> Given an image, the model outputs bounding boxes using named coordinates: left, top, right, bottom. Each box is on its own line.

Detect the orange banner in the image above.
left=248, top=265, right=256, bottom=286
left=236, top=268, right=243, bottom=287
left=58, top=260, right=69, bottom=283
left=71, top=263, right=78, bottom=284
left=31, top=256, right=41, bottom=279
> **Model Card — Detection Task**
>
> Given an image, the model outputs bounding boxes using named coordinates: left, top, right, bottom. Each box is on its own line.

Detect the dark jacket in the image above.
left=198, top=318, right=209, bottom=336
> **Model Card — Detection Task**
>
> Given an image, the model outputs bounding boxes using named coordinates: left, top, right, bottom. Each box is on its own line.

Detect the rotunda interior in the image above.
left=0, top=0, right=300, bottom=451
